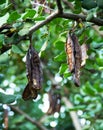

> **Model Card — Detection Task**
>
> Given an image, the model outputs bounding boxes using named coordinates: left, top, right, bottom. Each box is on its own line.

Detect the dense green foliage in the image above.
left=0, top=0, right=103, bottom=130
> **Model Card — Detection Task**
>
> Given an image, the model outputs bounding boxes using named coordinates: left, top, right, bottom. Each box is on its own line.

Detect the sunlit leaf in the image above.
left=8, top=11, right=21, bottom=23
left=22, top=9, right=36, bottom=19
left=54, top=52, right=66, bottom=62
left=0, top=13, right=9, bottom=26
left=59, top=63, right=68, bottom=75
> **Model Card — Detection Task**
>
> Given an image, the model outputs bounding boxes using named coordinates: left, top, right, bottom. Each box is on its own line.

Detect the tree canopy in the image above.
left=0, top=0, right=103, bottom=130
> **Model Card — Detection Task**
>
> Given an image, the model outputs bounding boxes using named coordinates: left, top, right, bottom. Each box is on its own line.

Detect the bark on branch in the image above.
left=56, top=0, right=63, bottom=13
left=9, top=105, right=48, bottom=130
left=59, top=13, right=103, bottom=26
left=62, top=97, right=82, bottom=130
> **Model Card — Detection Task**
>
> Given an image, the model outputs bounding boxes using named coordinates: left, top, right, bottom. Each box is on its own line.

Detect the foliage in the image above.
left=0, top=0, right=103, bottom=130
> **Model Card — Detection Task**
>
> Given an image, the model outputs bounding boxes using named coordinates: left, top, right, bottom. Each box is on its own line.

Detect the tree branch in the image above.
left=56, top=0, right=63, bottom=13
left=29, top=11, right=59, bottom=34
left=0, top=11, right=59, bottom=54
left=59, top=13, right=103, bottom=26
left=9, top=105, right=48, bottom=130
left=0, top=35, right=26, bottom=54
left=62, top=0, right=74, bottom=10
left=1, top=10, right=103, bottom=54
left=62, top=97, right=82, bottom=130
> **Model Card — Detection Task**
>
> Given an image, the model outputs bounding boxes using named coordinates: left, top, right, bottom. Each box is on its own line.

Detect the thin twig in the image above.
left=62, top=97, right=82, bottom=130
left=4, top=109, right=8, bottom=130
left=9, top=105, right=48, bottom=130
left=56, top=0, right=63, bottom=13
left=9, top=0, right=18, bottom=10
left=31, top=1, right=53, bottom=11
left=0, top=35, right=26, bottom=54
left=59, top=12, right=103, bottom=26
left=92, top=25, right=103, bottom=37
left=62, top=0, right=74, bottom=10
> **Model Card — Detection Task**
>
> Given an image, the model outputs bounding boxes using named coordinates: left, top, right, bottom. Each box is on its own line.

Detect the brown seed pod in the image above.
left=47, top=89, right=61, bottom=115
left=53, top=94, right=61, bottom=113
left=66, top=33, right=75, bottom=73
left=22, top=82, right=38, bottom=100
left=26, top=44, right=42, bottom=90
left=47, top=91, right=54, bottom=115
left=71, top=33, right=82, bottom=87
left=22, top=43, right=42, bottom=100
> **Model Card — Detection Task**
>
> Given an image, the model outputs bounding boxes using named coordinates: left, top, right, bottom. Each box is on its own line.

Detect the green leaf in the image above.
left=13, top=22, right=24, bottom=29
left=0, top=4, right=12, bottom=16
left=54, top=38, right=65, bottom=51
left=85, top=59, right=96, bottom=70
left=74, top=94, right=83, bottom=103
left=63, top=72, right=71, bottom=78
left=83, top=96, right=91, bottom=103
left=82, top=0, right=97, bottom=10
left=0, top=3, right=6, bottom=11
left=82, top=82, right=97, bottom=96
left=11, top=45, right=22, bottom=54
left=8, top=11, right=21, bottom=23
left=54, top=51, right=66, bottom=62
left=97, top=0, right=103, bottom=9
left=0, top=92, right=16, bottom=104
left=18, top=22, right=32, bottom=36
left=86, top=13, right=93, bottom=21
left=39, top=40, right=48, bottom=57
left=0, top=34, right=5, bottom=48
left=18, top=28, right=29, bottom=36
left=23, top=9, right=36, bottom=19
left=74, top=0, right=82, bottom=14
left=0, top=0, right=6, bottom=4
left=12, top=116, right=25, bottom=124
left=59, top=63, right=68, bottom=75
left=96, top=58, right=103, bottom=66
left=99, top=26, right=103, bottom=30
left=0, top=13, right=9, bottom=26
left=94, top=80, right=103, bottom=92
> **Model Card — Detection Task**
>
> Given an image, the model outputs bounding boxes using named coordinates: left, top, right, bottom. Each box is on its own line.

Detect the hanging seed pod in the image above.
left=53, top=94, right=61, bottom=113
left=26, top=44, right=42, bottom=90
left=71, top=33, right=82, bottom=87
left=66, top=32, right=75, bottom=73
left=47, top=86, right=61, bottom=115
left=47, top=91, right=54, bottom=115
left=22, top=43, right=42, bottom=100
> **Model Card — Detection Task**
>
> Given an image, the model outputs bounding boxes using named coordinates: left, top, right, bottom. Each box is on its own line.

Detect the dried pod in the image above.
left=22, top=83, right=38, bottom=100
left=26, top=44, right=42, bottom=90
left=47, top=89, right=61, bottom=115
left=66, top=33, right=75, bottom=73
left=22, top=43, right=42, bottom=100
left=81, top=44, right=88, bottom=67
left=47, top=91, right=54, bottom=115
left=71, top=33, right=82, bottom=87
left=53, top=94, right=61, bottom=113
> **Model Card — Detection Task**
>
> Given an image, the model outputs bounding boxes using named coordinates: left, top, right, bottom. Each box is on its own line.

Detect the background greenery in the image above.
left=0, top=0, right=103, bottom=130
